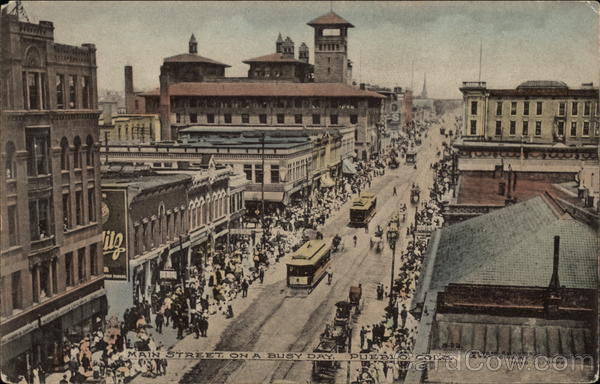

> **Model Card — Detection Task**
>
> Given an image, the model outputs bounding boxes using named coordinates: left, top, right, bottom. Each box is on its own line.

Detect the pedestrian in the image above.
left=226, top=303, right=234, bottom=318
left=400, top=305, right=408, bottom=328
left=241, top=279, right=249, bottom=297
left=155, top=311, right=164, bottom=334
left=353, top=235, right=358, bottom=247
left=203, top=317, right=209, bottom=337
left=59, top=374, right=69, bottom=384
left=364, top=224, right=369, bottom=234
left=393, top=186, right=397, bottom=196
left=327, top=267, right=333, bottom=285
left=360, top=326, right=367, bottom=349
left=258, top=268, right=265, bottom=284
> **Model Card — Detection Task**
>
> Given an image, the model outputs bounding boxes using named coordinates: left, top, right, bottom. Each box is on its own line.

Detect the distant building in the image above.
left=409, top=196, right=598, bottom=383
left=105, top=114, right=161, bottom=143
left=0, top=11, right=105, bottom=380
left=460, top=80, right=599, bottom=144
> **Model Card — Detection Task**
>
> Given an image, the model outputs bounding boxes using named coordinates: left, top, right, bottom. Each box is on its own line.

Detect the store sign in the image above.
left=102, top=189, right=129, bottom=280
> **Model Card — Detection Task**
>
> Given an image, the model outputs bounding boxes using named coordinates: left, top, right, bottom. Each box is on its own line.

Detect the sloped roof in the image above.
left=430, top=196, right=598, bottom=290
left=307, top=11, right=354, bottom=27
left=141, top=82, right=385, bottom=98
left=242, top=53, right=310, bottom=65
left=164, top=53, right=230, bottom=67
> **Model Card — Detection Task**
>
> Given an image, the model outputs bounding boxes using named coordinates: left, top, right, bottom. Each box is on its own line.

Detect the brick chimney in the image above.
left=124, top=65, right=135, bottom=113
left=159, top=67, right=171, bottom=141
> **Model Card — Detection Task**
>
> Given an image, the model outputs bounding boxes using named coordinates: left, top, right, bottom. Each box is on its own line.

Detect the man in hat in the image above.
left=241, top=279, right=249, bottom=298
left=400, top=305, right=408, bottom=329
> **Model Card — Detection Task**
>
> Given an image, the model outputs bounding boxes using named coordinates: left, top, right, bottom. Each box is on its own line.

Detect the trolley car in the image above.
left=349, top=192, right=377, bottom=227
left=286, top=239, right=332, bottom=291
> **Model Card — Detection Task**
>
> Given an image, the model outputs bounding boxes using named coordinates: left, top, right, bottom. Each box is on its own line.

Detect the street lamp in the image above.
left=386, top=224, right=400, bottom=309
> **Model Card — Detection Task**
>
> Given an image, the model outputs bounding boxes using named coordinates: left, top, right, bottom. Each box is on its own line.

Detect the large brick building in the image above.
left=0, top=11, right=105, bottom=380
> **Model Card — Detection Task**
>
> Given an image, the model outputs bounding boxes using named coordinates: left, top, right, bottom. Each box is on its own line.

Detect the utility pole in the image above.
left=261, top=132, right=266, bottom=247
left=104, top=131, right=109, bottom=164
left=478, top=40, right=483, bottom=82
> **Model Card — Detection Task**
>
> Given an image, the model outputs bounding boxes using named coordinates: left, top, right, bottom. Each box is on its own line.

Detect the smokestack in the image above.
left=549, top=236, right=560, bottom=289
left=159, top=67, right=171, bottom=141
left=124, top=65, right=135, bottom=113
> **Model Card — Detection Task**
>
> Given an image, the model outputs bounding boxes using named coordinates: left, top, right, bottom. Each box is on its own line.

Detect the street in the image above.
left=137, top=117, right=451, bottom=384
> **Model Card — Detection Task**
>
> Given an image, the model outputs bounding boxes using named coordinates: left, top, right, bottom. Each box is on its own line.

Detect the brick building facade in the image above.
left=0, top=11, right=106, bottom=380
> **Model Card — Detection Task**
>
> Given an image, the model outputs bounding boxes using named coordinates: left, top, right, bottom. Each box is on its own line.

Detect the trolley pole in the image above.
left=346, top=329, right=352, bottom=384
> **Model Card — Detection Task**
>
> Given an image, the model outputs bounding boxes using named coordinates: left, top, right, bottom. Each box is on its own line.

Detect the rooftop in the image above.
left=517, top=80, right=568, bottom=89
left=163, top=53, right=230, bottom=67
left=429, top=196, right=597, bottom=290
left=307, top=11, right=354, bottom=27
left=243, top=53, right=311, bottom=65
left=102, top=168, right=191, bottom=196
left=141, top=82, right=385, bottom=98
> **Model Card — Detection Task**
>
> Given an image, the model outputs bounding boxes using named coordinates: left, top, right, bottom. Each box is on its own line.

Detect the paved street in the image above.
left=128, top=116, right=453, bottom=384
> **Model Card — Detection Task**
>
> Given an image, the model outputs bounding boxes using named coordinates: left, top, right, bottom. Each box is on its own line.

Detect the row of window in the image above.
left=189, top=193, right=228, bottom=231
left=182, top=112, right=358, bottom=125
left=243, top=164, right=280, bottom=183
left=5, top=244, right=98, bottom=315
left=469, top=120, right=592, bottom=137
left=62, top=188, right=97, bottom=232
left=22, top=71, right=91, bottom=110
left=471, top=100, right=593, bottom=117
left=134, top=209, right=186, bottom=256
left=173, top=97, right=363, bottom=110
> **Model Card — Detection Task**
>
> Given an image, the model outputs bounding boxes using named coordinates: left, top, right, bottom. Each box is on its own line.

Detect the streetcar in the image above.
left=349, top=192, right=377, bottom=227
left=286, top=239, right=332, bottom=291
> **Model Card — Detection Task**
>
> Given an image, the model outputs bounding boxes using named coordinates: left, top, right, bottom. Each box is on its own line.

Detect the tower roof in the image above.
left=299, top=42, right=308, bottom=50
left=276, top=33, right=284, bottom=43
left=307, top=11, right=354, bottom=27
left=189, top=33, right=197, bottom=43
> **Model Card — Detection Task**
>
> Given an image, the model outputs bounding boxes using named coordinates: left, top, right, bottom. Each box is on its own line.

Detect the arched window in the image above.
left=60, top=137, right=69, bottom=170
left=73, top=136, right=81, bottom=169
left=5, top=141, right=16, bottom=179
left=85, top=135, right=94, bottom=167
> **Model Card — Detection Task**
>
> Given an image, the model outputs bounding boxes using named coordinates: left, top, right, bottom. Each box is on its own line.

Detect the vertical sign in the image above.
left=101, top=189, right=128, bottom=279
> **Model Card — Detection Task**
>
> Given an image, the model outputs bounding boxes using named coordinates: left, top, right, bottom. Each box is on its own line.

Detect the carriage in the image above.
left=369, top=226, right=384, bottom=253
left=405, top=149, right=417, bottom=164
left=410, top=185, right=421, bottom=205
left=389, top=156, right=400, bottom=169
left=349, top=285, right=363, bottom=314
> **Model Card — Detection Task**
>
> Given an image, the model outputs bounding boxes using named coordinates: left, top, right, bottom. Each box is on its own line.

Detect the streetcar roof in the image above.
left=287, top=239, right=330, bottom=266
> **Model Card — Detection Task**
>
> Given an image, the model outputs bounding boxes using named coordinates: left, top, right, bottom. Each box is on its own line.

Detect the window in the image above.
left=29, top=198, right=50, bottom=241
left=510, top=102, right=517, bottom=115
left=535, top=121, right=542, bottom=136
left=75, top=190, right=83, bottom=225
left=88, top=188, right=96, bottom=222
left=73, top=136, right=82, bottom=169
left=536, top=102, right=543, bottom=115
left=207, top=113, right=215, bottom=124
left=271, top=165, right=280, bottom=183
left=241, top=114, right=250, bottom=124
left=81, top=76, right=90, bottom=109
left=90, top=243, right=98, bottom=276
left=60, top=137, right=69, bottom=170
left=557, top=121, right=564, bottom=136
left=176, top=113, right=181, bottom=124
left=68, top=75, right=77, bottom=109
left=312, top=114, right=320, bottom=124
left=277, top=114, right=284, bottom=124
left=78, top=248, right=86, bottom=283
left=495, top=121, right=502, bottom=135
left=62, top=194, right=71, bottom=230
left=470, top=101, right=477, bottom=115
left=583, top=121, right=590, bottom=136
left=496, top=101, right=502, bottom=115
left=571, top=102, right=578, bottom=116
left=224, top=113, right=232, bottom=124
left=330, top=114, right=338, bottom=125
left=11, top=272, right=22, bottom=310
left=5, top=141, right=16, bottom=179
left=523, top=101, right=529, bottom=116
left=558, top=102, right=566, bottom=116
left=255, top=164, right=263, bottom=184
left=32, top=265, right=39, bottom=303
left=8, top=205, right=18, bottom=246
left=350, top=114, right=358, bottom=124
left=189, top=113, right=197, bottom=123
left=56, top=74, right=65, bottom=109
left=259, top=114, right=267, bottom=124
left=294, top=99, right=303, bottom=108
left=65, top=252, right=74, bottom=287
left=27, top=72, right=40, bottom=109
left=40, top=262, right=50, bottom=299
left=584, top=102, right=591, bottom=116
left=243, top=164, right=252, bottom=181
left=294, top=114, right=303, bottom=124
left=522, top=121, right=529, bottom=136
left=85, top=135, right=94, bottom=167
left=51, top=259, right=58, bottom=294
left=509, top=121, right=516, bottom=135
left=470, top=120, right=477, bottom=135
left=570, top=122, right=577, bottom=136
left=26, top=129, right=50, bottom=176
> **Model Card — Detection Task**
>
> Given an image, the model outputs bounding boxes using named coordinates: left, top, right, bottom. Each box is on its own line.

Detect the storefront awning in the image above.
left=244, top=191, right=285, bottom=202
left=342, top=159, right=358, bottom=175
left=320, top=174, right=335, bottom=188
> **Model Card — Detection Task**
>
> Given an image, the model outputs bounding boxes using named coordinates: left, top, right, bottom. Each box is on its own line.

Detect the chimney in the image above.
left=549, top=236, right=560, bottom=289
left=159, top=67, right=171, bottom=141
left=124, top=65, right=135, bottom=113
left=360, top=83, right=366, bottom=90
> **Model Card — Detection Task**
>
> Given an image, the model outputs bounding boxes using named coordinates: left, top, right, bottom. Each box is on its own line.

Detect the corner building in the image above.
left=0, top=12, right=106, bottom=379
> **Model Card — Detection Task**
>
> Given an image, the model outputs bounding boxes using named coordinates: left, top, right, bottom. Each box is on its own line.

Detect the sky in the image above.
left=10, top=1, right=599, bottom=99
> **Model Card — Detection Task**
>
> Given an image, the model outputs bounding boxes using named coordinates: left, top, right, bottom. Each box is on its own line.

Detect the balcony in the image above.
left=28, top=174, right=52, bottom=192
left=30, top=235, right=56, bottom=253
left=6, top=179, right=17, bottom=196
left=461, top=81, right=487, bottom=89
